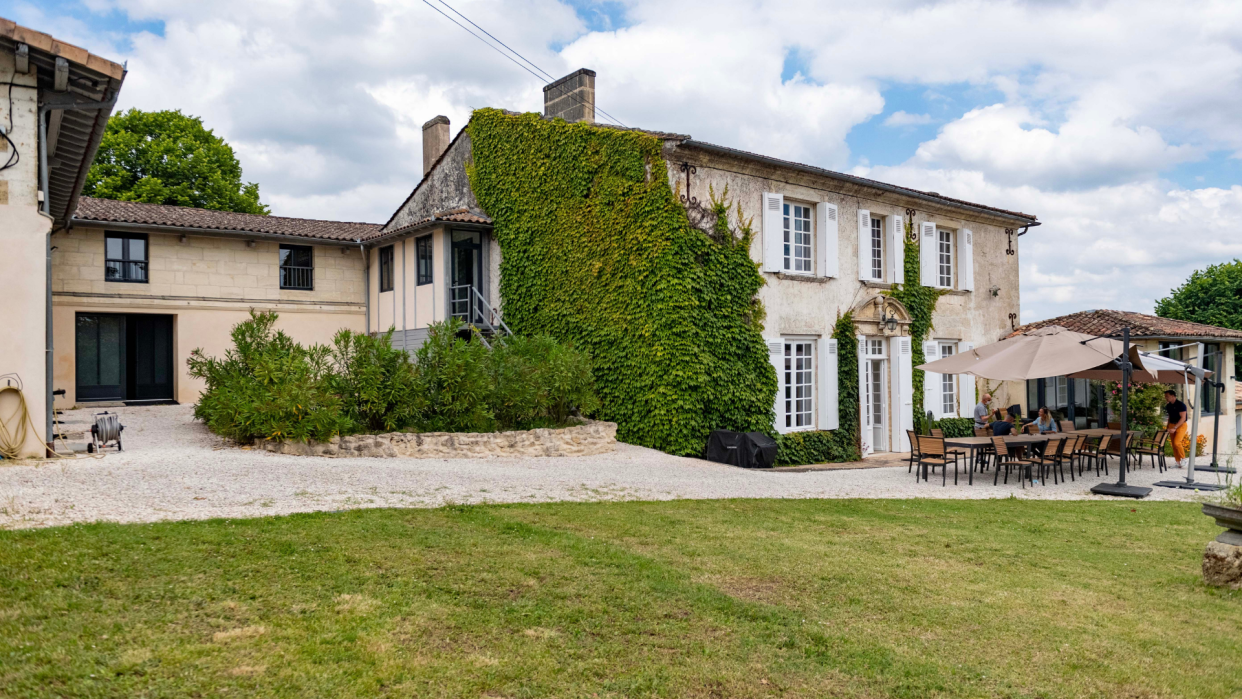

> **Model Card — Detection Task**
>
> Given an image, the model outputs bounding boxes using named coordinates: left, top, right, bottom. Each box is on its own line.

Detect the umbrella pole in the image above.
left=1155, top=341, right=1226, bottom=491
left=1198, top=379, right=1235, bottom=475
left=1091, top=327, right=1151, bottom=498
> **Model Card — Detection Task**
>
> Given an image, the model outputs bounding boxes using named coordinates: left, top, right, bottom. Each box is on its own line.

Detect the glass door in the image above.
left=76, top=314, right=125, bottom=401
left=129, top=314, right=174, bottom=401
left=450, top=230, right=483, bottom=324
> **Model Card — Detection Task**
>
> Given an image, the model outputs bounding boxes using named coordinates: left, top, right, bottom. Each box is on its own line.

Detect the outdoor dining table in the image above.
left=943, top=434, right=1071, bottom=485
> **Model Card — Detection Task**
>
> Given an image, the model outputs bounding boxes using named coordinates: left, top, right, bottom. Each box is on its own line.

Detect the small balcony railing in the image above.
left=280, top=265, right=314, bottom=290
left=105, top=259, right=147, bottom=283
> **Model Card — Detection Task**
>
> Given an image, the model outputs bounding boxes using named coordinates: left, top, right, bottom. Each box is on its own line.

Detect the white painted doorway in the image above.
left=861, top=338, right=889, bottom=453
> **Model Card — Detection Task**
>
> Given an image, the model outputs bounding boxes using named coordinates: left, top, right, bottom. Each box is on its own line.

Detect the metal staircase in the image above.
left=450, top=284, right=512, bottom=348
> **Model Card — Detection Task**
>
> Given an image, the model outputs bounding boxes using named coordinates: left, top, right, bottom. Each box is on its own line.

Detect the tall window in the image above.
left=1158, top=341, right=1182, bottom=361
left=870, top=216, right=884, bottom=280
left=105, top=233, right=148, bottom=283
left=279, top=244, right=313, bottom=290
left=783, top=203, right=812, bottom=273
left=416, top=235, right=433, bottom=286
left=1204, top=343, right=1220, bottom=414
left=784, top=341, right=814, bottom=429
left=378, top=245, right=394, bottom=292
left=937, top=229, right=953, bottom=287
left=940, top=342, right=956, bottom=415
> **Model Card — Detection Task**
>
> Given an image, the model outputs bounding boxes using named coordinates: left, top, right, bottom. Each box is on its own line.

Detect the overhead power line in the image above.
left=421, top=0, right=628, bottom=128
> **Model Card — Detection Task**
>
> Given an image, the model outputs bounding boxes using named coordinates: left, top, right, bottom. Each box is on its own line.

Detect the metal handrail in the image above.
left=449, top=284, right=511, bottom=338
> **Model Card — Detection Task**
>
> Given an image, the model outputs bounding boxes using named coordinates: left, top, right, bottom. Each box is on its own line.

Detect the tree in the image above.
left=1155, top=260, right=1242, bottom=330
left=84, top=109, right=269, bottom=214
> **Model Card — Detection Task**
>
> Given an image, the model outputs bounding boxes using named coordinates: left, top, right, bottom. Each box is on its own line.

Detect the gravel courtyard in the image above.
left=0, top=405, right=1225, bottom=529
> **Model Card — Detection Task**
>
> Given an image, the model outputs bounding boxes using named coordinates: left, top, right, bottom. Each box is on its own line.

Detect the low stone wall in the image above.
left=254, top=420, right=617, bottom=459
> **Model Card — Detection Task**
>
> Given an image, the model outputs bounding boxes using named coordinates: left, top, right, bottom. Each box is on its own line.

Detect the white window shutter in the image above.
left=856, top=208, right=872, bottom=281
left=888, top=215, right=904, bottom=285
left=919, top=221, right=937, bottom=287
left=959, top=228, right=974, bottom=292
left=892, top=337, right=913, bottom=452
left=923, top=340, right=941, bottom=420
left=768, top=339, right=787, bottom=433
left=859, top=338, right=871, bottom=456
left=762, top=193, right=783, bottom=273
left=818, top=339, right=838, bottom=430
left=816, top=203, right=838, bottom=278
left=958, top=342, right=974, bottom=417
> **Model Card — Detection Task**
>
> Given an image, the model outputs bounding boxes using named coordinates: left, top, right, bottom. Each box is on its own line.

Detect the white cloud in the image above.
left=883, top=111, right=933, bottom=127
left=20, top=0, right=1242, bottom=323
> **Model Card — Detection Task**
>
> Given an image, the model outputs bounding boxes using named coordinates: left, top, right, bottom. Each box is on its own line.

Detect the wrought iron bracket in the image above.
left=1006, top=228, right=1015, bottom=255
left=1008, top=312, right=1018, bottom=330
left=905, top=208, right=918, bottom=243
left=679, top=162, right=698, bottom=206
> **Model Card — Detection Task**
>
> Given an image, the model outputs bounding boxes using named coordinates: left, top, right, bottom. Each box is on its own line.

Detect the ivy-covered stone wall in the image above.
left=466, top=110, right=776, bottom=456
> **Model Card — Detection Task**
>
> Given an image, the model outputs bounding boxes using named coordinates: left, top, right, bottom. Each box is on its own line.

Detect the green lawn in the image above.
left=1, top=499, right=1237, bottom=698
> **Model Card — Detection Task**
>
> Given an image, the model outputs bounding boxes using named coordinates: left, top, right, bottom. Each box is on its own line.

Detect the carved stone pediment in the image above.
left=852, top=295, right=912, bottom=337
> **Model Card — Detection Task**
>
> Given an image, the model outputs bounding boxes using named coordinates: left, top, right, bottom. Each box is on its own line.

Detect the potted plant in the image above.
left=1202, top=471, right=1242, bottom=547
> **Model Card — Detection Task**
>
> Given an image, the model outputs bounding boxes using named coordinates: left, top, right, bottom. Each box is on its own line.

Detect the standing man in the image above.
left=973, top=393, right=993, bottom=431
left=1164, top=389, right=1189, bottom=468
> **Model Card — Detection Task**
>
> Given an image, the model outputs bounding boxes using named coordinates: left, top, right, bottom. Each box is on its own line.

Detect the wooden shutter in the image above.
left=817, top=202, right=838, bottom=278
left=762, top=193, right=783, bottom=273
left=959, top=228, right=974, bottom=291
left=919, top=221, right=937, bottom=286
left=958, top=342, right=974, bottom=417
left=892, top=337, right=913, bottom=452
left=857, top=208, right=872, bottom=281
left=819, top=339, right=838, bottom=430
left=859, top=338, right=871, bottom=456
left=888, top=215, right=904, bottom=285
left=923, top=340, right=941, bottom=420
left=768, top=339, right=786, bottom=433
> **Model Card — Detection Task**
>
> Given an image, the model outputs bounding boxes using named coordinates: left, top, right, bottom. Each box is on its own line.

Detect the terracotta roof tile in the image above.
left=1009, top=309, right=1242, bottom=341
left=74, top=197, right=384, bottom=242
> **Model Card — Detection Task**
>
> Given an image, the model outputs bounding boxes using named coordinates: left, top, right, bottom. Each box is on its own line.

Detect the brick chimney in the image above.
left=543, top=68, right=596, bottom=124
left=422, top=116, right=451, bottom=177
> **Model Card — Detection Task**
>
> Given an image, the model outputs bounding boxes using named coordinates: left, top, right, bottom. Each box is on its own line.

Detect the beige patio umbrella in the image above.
left=1067, top=349, right=1212, bottom=383
left=916, top=326, right=1126, bottom=381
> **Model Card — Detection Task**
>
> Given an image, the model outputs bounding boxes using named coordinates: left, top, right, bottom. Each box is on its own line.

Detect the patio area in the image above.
left=0, top=405, right=1223, bottom=530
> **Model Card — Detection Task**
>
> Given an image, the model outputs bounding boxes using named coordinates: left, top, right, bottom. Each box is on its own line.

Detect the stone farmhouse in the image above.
left=2, top=18, right=1042, bottom=459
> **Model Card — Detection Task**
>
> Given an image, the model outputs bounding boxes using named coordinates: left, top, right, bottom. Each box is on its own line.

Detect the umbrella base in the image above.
left=1196, top=464, right=1237, bottom=474
left=1090, top=482, right=1151, bottom=499
left=1152, top=480, right=1227, bottom=491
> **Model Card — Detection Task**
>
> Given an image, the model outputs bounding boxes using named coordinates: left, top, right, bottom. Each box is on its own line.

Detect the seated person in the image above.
left=989, top=409, right=1014, bottom=436
left=1031, top=406, right=1058, bottom=456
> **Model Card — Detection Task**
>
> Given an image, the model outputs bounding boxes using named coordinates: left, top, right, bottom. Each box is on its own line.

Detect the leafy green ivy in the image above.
left=774, top=312, right=860, bottom=465
left=466, top=110, right=775, bottom=455
left=884, top=219, right=946, bottom=434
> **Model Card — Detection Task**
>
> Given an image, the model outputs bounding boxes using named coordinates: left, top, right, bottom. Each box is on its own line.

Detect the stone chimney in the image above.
left=543, top=68, right=596, bottom=124
left=422, top=116, right=451, bottom=177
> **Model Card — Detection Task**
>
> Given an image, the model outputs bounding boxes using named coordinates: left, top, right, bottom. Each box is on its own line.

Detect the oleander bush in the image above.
left=190, top=312, right=600, bottom=442
left=187, top=310, right=349, bottom=443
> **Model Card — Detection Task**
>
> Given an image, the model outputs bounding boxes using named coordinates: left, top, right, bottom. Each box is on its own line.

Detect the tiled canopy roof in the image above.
left=74, top=197, right=384, bottom=242
left=1010, top=309, right=1242, bottom=341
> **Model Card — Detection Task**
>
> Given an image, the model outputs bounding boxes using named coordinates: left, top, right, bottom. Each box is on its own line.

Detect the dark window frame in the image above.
left=279, top=244, right=315, bottom=291
left=105, top=232, right=149, bottom=283
left=379, top=245, right=395, bottom=292
left=416, top=235, right=433, bottom=286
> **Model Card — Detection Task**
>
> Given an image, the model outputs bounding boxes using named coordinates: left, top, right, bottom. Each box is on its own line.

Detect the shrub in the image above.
left=330, top=328, right=421, bottom=433
left=932, top=417, right=975, bottom=438
left=774, top=430, right=858, bottom=467
left=489, top=334, right=600, bottom=430
left=412, top=318, right=495, bottom=433
left=187, top=310, right=348, bottom=443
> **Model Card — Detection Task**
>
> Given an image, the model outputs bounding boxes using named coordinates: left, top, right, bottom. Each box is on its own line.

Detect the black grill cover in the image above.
left=704, top=430, right=779, bottom=469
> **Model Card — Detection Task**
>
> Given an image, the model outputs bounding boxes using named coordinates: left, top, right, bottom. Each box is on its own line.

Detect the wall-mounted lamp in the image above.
left=179, top=234, right=187, bottom=244
left=989, top=285, right=1000, bottom=297
left=883, top=309, right=899, bottom=333
left=246, top=240, right=256, bottom=248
